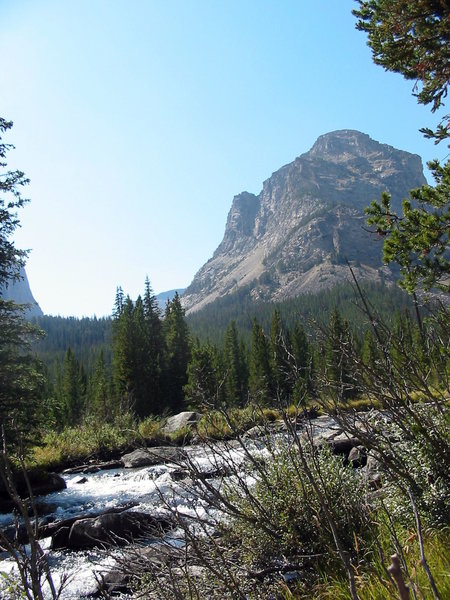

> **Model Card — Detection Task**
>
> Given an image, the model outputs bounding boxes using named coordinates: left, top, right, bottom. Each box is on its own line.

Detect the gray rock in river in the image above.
left=121, top=446, right=187, bottom=468
left=67, top=511, right=174, bottom=549
left=163, top=411, right=203, bottom=434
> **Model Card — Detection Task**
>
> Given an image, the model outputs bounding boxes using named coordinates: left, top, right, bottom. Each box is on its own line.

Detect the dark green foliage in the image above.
left=0, top=118, right=45, bottom=450
left=58, top=348, right=86, bottom=426
left=184, top=339, right=222, bottom=408
left=269, top=309, right=292, bottom=401
left=249, top=317, right=273, bottom=404
left=0, top=118, right=29, bottom=284
left=163, top=292, right=191, bottom=411
left=32, top=314, right=112, bottom=374
left=291, top=320, right=313, bottom=400
left=223, top=320, right=248, bottom=406
left=187, top=281, right=414, bottom=345
left=112, top=282, right=166, bottom=418
left=366, top=161, right=449, bottom=294
left=324, top=308, right=358, bottom=400
left=87, top=350, right=112, bottom=420
left=0, top=301, right=46, bottom=447
left=353, top=0, right=450, bottom=115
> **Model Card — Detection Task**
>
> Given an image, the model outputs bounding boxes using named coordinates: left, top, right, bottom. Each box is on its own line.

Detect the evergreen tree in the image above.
left=184, top=339, right=220, bottom=408
left=60, top=348, right=85, bottom=426
left=249, top=317, right=272, bottom=405
left=112, top=294, right=137, bottom=410
left=223, top=320, right=248, bottom=406
left=163, top=292, right=191, bottom=412
left=291, top=321, right=312, bottom=402
left=88, top=350, right=112, bottom=420
left=325, top=308, right=356, bottom=400
left=143, top=277, right=164, bottom=414
left=0, top=118, right=45, bottom=450
left=270, top=310, right=292, bottom=401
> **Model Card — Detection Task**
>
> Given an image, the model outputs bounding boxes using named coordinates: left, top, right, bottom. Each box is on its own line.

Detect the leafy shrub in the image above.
left=221, top=444, right=373, bottom=571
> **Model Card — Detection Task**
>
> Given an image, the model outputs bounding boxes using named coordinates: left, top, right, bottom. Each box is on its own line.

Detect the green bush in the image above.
left=222, top=444, right=373, bottom=571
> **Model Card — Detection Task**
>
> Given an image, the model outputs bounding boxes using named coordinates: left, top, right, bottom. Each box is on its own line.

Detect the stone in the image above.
left=348, top=445, right=367, bottom=468
left=0, top=471, right=66, bottom=514
left=67, top=511, right=174, bottom=550
left=121, top=447, right=186, bottom=468
left=163, top=411, right=203, bottom=434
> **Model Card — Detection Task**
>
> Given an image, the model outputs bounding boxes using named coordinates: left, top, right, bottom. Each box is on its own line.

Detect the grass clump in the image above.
left=30, top=412, right=138, bottom=469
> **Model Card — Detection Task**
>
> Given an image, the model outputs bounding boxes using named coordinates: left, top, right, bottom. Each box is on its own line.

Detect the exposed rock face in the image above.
left=182, top=130, right=426, bottom=313
left=0, top=267, right=43, bottom=318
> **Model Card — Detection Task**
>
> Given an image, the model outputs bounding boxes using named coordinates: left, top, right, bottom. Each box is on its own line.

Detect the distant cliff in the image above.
left=0, top=267, right=43, bottom=318
left=182, top=130, right=426, bottom=313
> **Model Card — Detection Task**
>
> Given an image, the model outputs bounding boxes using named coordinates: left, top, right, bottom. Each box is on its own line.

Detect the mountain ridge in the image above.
left=182, top=130, right=426, bottom=314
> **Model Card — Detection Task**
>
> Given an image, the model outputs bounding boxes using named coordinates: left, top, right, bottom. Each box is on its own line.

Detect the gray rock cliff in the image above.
left=182, top=130, right=426, bottom=314
left=0, top=267, right=43, bottom=318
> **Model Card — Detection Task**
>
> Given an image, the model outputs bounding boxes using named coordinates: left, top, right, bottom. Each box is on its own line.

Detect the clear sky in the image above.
left=1, top=0, right=447, bottom=317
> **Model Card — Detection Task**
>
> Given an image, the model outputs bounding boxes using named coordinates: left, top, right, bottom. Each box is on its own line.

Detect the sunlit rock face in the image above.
left=0, top=267, right=43, bottom=318
left=182, top=130, right=426, bottom=314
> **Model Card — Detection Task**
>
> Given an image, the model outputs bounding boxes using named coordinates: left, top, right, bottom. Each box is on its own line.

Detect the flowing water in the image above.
left=0, top=417, right=340, bottom=599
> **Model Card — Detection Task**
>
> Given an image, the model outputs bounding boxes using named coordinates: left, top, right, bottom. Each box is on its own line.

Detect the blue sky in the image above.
left=1, top=0, right=447, bottom=317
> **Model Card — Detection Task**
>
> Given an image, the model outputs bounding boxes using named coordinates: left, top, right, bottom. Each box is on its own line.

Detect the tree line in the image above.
left=40, top=282, right=431, bottom=433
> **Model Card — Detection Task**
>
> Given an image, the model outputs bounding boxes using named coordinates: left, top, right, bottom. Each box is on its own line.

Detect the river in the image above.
left=0, top=416, right=340, bottom=599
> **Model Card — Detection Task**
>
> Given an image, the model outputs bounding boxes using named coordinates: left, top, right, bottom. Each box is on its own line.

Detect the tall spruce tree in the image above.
left=270, top=310, right=292, bottom=401
left=59, top=348, right=85, bottom=426
left=223, top=320, right=248, bottom=406
left=325, top=308, right=356, bottom=400
left=143, top=277, right=163, bottom=415
left=0, top=118, right=45, bottom=450
left=249, top=317, right=272, bottom=405
left=163, top=292, right=191, bottom=412
left=291, top=321, right=312, bottom=401
left=88, top=349, right=112, bottom=420
left=184, top=339, right=220, bottom=409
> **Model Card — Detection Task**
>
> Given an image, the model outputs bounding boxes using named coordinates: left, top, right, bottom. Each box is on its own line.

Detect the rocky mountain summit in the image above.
left=182, top=130, right=426, bottom=314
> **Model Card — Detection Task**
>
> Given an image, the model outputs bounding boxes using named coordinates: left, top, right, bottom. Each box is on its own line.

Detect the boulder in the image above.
left=163, top=412, right=202, bottom=434
left=327, top=432, right=360, bottom=458
left=121, top=447, right=186, bottom=468
left=348, top=445, right=367, bottom=468
left=0, top=471, right=66, bottom=513
left=67, top=511, right=174, bottom=550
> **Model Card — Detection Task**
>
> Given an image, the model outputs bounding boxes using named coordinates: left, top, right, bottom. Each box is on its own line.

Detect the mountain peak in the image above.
left=182, top=131, right=426, bottom=314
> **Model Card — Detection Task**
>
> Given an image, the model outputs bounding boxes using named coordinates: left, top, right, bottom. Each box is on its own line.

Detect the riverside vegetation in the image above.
left=1, top=1, right=450, bottom=598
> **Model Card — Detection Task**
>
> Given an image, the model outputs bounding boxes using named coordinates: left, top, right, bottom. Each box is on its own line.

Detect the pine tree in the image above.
left=223, top=320, right=248, bottom=406
left=249, top=317, right=273, bottom=405
left=184, top=339, right=220, bottom=408
left=270, top=310, right=292, bottom=401
left=0, top=118, right=45, bottom=450
left=163, top=292, right=191, bottom=412
left=325, top=308, right=356, bottom=400
left=291, top=321, right=312, bottom=402
left=60, top=348, right=85, bottom=426
left=143, top=277, right=164, bottom=415
left=88, top=350, right=112, bottom=420
left=112, top=294, right=137, bottom=411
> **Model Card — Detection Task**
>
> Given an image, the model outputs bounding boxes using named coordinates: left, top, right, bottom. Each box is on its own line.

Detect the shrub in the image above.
left=221, top=444, right=373, bottom=572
